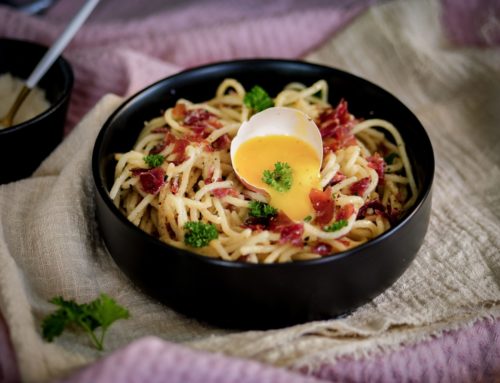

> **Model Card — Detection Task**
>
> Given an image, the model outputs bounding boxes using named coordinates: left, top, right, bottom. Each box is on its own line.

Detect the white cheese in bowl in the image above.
left=0, top=73, right=50, bottom=129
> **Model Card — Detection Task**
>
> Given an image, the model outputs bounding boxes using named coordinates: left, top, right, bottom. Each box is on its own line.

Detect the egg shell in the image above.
left=230, top=107, right=323, bottom=192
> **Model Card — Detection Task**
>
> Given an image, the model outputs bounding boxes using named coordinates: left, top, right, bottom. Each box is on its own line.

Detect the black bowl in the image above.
left=0, top=38, right=73, bottom=184
left=92, top=59, right=434, bottom=329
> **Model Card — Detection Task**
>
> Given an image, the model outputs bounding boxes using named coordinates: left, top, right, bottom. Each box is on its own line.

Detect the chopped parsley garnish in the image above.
left=144, top=154, right=165, bottom=168
left=248, top=201, right=277, bottom=218
left=184, top=221, right=218, bottom=248
left=41, top=294, right=129, bottom=351
left=384, top=152, right=398, bottom=165
left=323, top=219, right=348, bottom=232
left=304, top=215, right=313, bottom=222
left=262, top=162, right=293, bottom=192
left=244, top=85, right=274, bottom=113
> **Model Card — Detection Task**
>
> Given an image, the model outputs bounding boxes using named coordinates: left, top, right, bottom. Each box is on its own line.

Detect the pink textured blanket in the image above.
left=1, top=0, right=499, bottom=382
left=0, top=0, right=365, bottom=133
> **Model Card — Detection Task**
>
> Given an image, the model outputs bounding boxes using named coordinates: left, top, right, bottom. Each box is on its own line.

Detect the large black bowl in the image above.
left=92, top=59, right=434, bottom=329
left=0, top=38, right=73, bottom=184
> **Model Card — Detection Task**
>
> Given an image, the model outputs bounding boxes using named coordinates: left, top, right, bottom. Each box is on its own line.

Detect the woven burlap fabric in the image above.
left=0, top=1, right=499, bottom=382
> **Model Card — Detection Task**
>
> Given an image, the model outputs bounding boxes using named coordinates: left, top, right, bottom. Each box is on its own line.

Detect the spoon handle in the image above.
left=25, top=0, right=100, bottom=89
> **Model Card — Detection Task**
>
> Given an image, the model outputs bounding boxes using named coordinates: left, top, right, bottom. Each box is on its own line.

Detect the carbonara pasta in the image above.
left=110, top=79, right=417, bottom=263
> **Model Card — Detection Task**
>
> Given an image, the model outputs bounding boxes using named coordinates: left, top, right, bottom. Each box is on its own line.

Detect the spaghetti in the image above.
left=110, top=79, right=417, bottom=263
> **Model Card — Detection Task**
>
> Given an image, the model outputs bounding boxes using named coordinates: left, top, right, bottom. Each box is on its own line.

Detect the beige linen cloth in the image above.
left=1, top=1, right=499, bottom=382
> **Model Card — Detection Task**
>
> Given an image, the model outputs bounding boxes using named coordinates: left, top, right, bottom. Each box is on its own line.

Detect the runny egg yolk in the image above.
left=233, top=135, right=321, bottom=221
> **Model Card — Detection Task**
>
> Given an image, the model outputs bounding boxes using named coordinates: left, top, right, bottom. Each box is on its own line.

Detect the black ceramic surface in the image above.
left=93, top=59, right=434, bottom=329
left=0, top=38, right=73, bottom=184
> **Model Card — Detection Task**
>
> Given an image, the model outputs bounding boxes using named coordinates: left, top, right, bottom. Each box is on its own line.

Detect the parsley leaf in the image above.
left=41, top=294, right=130, bottom=351
left=384, top=152, right=398, bottom=165
left=262, top=162, right=293, bottom=192
left=323, top=219, right=348, bottom=232
left=184, top=221, right=218, bottom=248
left=41, top=308, right=69, bottom=342
left=144, top=154, right=165, bottom=168
left=248, top=201, right=277, bottom=218
left=244, top=85, right=274, bottom=113
left=304, top=215, right=312, bottom=222
left=87, top=294, right=130, bottom=333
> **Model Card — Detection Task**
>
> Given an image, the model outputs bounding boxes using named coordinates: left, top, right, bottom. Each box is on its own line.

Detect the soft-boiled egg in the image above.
left=230, top=107, right=323, bottom=221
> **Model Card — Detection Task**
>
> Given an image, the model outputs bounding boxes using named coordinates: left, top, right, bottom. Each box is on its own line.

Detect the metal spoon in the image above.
left=0, top=0, right=100, bottom=128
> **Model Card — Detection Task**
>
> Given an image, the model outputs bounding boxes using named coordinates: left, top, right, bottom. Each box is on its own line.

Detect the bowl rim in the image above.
left=92, top=58, right=435, bottom=269
left=0, top=37, right=74, bottom=135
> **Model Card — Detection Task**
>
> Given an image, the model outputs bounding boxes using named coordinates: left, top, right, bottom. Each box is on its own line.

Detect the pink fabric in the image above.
left=0, top=312, right=19, bottom=383
left=309, top=318, right=500, bottom=383
left=441, top=0, right=500, bottom=46
left=56, top=337, right=328, bottom=383
left=0, top=0, right=365, bottom=132
left=1, top=1, right=499, bottom=382
left=52, top=318, right=500, bottom=383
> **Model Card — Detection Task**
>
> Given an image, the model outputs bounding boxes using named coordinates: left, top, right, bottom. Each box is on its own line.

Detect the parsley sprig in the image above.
left=244, top=85, right=274, bottom=113
left=144, top=154, right=165, bottom=168
left=248, top=201, right=277, bottom=218
left=262, top=162, right=293, bottom=192
left=42, top=294, right=129, bottom=351
left=184, top=221, right=218, bottom=248
left=323, top=219, right=348, bottom=232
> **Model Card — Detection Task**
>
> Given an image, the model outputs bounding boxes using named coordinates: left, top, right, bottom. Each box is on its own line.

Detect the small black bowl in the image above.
left=92, top=59, right=434, bottom=329
left=0, top=38, right=73, bottom=184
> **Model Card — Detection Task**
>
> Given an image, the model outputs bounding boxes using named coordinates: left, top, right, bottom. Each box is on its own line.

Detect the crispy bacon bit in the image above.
left=212, top=187, right=239, bottom=198
left=336, top=203, right=355, bottom=221
left=280, top=224, right=304, bottom=246
left=206, top=168, right=215, bottom=181
left=357, top=200, right=386, bottom=219
left=189, top=124, right=210, bottom=139
left=336, top=237, right=350, bottom=247
left=171, top=138, right=190, bottom=165
left=238, top=255, right=250, bottom=263
left=170, top=176, right=179, bottom=194
left=242, top=216, right=267, bottom=231
left=244, top=211, right=305, bottom=246
left=150, top=132, right=177, bottom=154
left=150, top=141, right=166, bottom=154
left=388, top=207, right=400, bottom=224
left=151, top=127, right=169, bottom=134
left=172, top=103, right=187, bottom=119
left=165, top=132, right=177, bottom=145
left=357, top=200, right=399, bottom=225
left=312, top=242, right=332, bottom=256
left=150, top=132, right=190, bottom=164
left=330, top=171, right=346, bottom=185
left=367, top=153, right=385, bottom=185
left=185, top=108, right=221, bottom=127
left=184, top=109, right=213, bottom=125
left=211, top=134, right=231, bottom=151
left=209, top=118, right=222, bottom=129
left=131, top=168, right=148, bottom=176
left=182, top=109, right=223, bottom=141
left=317, top=100, right=357, bottom=152
left=309, top=187, right=334, bottom=225
left=204, top=177, right=238, bottom=198
left=269, top=212, right=304, bottom=246
left=349, top=177, right=370, bottom=196
left=138, top=167, right=165, bottom=195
